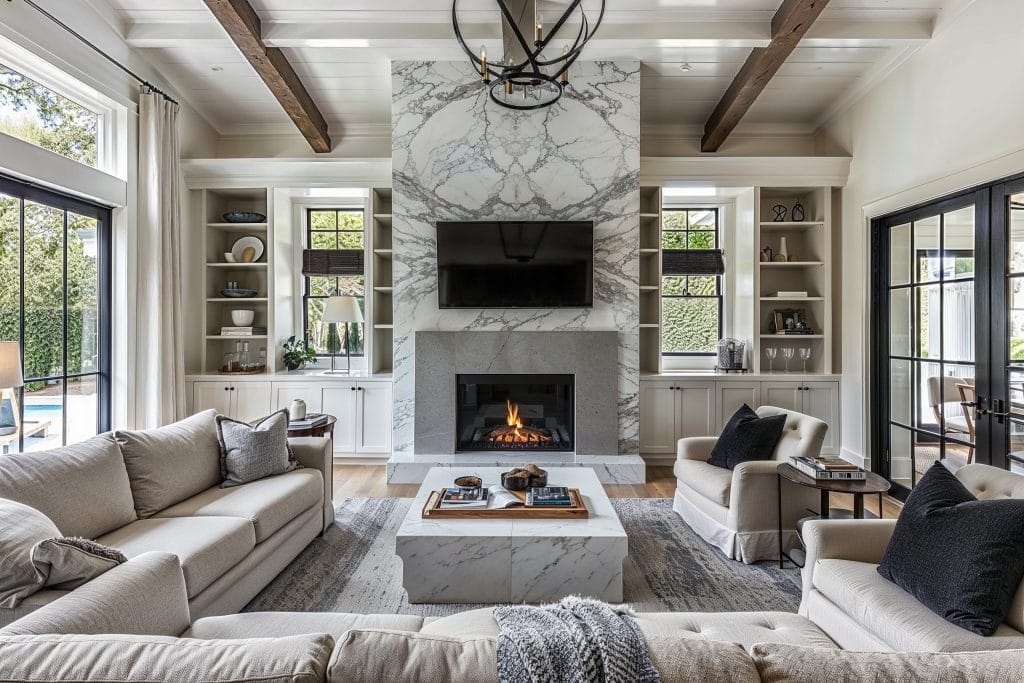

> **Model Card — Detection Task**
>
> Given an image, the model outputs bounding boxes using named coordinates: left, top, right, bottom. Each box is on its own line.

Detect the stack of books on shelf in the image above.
left=527, top=486, right=572, bottom=506
left=791, top=456, right=866, bottom=480
left=220, top=326, right=267, bottom=337
left=439, top=487, right=488, bottom=509
left=289, top=413, right=328, bottom=429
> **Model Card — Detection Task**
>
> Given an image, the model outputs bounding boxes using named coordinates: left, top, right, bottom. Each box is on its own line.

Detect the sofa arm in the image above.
left=677, top=436, right=717, bottom=462
left=800, top=519, right=898, bottom=611
left=290, top=436, right=333, bottom=533
left=0, top=552, right=189, bottom=637
left=727, top=461, right=819, bottom=536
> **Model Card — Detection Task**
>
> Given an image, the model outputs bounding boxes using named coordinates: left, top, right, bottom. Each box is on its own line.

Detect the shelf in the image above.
left=373, top=213, right=393, bottom=219
left=206, top=297, right=268, bottom=303
left=206, top=335, right=269, bottom=340
left=640, top=285, right=659, bottom=292
left=206, top=262, right=268, bottom=269
left=760, top=296, right=824, bottom=302
left=759, top=221, right=824, bottom=229
left=373, top=286, right=394, bottom=293
left=207, top=223, right=268, bottom=231
left=373, top=324, right=394, bottom=329
left=373, top=249, right=393, bottom=259
left=640, top=248, right=660, bottom=255
left=639, top=323, right=659, bottom=329
left=640, top=213, right=660, bottom=219
left=759, top=334, right=825, bottom=339
left=760, top=261, right=824, bottom=268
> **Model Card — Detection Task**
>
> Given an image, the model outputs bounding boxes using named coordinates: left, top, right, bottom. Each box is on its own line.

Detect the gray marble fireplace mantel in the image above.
left=414, top=330, right=619, bottom=456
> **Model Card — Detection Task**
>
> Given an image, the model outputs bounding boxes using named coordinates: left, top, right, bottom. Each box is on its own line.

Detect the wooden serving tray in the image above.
left=421, top=488, right=589, bottom=519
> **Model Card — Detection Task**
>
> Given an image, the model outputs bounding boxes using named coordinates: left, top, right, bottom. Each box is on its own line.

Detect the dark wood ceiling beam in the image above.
left=203, top=0, right=331, bottom=153
left=701, top=0, right=830, bottom=153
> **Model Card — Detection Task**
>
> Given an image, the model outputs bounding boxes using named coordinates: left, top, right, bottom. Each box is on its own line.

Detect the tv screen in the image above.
left=436, top=221, right=594, bottom=309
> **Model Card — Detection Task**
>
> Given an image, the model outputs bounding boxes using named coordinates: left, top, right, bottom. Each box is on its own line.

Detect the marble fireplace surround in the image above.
left=414, top=331, right=618, bottom=455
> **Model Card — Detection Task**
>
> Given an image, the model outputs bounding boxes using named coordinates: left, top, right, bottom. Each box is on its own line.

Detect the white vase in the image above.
left=290, top=399, right=307, bottom=420
left=778, top=237, right=789, bottom=261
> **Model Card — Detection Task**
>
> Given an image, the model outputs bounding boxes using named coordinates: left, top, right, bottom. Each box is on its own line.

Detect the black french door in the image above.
left=872, top=172, right=1024, bottom=498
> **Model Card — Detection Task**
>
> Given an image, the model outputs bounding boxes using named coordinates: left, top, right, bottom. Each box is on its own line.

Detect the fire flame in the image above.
left=487, top=400, right=551, bottom=445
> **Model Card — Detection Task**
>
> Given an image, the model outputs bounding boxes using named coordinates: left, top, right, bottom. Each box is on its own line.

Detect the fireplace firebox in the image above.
left=456, top=374, right=574, bottom=452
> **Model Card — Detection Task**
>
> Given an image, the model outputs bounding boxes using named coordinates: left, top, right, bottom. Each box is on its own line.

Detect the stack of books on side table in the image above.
left=439, top=487, right=488, bottom=509
left=289, top=413, right=328, bottom=429
left=791, top=456, right=867, bottom=480
left=527, top=486, right=573, bottom=506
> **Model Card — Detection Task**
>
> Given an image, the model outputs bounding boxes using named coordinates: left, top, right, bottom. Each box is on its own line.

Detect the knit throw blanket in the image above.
left=493, top=597, right=661, bottom=683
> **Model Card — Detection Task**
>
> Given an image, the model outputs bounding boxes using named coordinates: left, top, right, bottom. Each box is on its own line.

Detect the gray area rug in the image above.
left=245, top=498, right=802, bottom=618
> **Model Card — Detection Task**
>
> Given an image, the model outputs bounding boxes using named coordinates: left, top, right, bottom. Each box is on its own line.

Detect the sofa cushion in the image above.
left=328, top=629, right=497, bottom=683
left=813, top=558, right=1024, bottom=651
left=217, top=410, right=295, bottom=488
left=30, top=537, right=126, bottom=592
left=115, top=410, right=223, bottom=518
left=421, top=608, right=500, bottom=637
left=97, top=517, right=255, bottom=598
left=645, top=637, right=761, bottom=683
left=0, top=633, right=333, bottom=683
left=0, top=499, right=61, bottom=608
left=752, top=642, right=1024, bottom=683
left=878, top=462, right=1024, bottom=635
left=187, top=611, right=424, bottom=640
left=154, top=469, right=323, bottom=543
left=630, top=611, right=838, bottom=651
left=674, top=459, right=733, bottom=507
left=708, top=404, right=786, bottom=470
left=0, top=433, right=136, bottom=539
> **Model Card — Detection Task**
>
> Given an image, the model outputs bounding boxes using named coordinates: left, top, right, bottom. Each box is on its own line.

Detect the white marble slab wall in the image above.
left=391, top=60, right=641, bottom=455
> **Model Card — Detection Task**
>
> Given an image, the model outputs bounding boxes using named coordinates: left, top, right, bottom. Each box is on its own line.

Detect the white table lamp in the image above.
left=0, top=342, right=23, bottom=437
left=322, top=296, right=364, bottom=374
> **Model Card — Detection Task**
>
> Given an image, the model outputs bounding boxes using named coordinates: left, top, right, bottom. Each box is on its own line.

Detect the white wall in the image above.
left=818, top=0, right=1024, bottom=466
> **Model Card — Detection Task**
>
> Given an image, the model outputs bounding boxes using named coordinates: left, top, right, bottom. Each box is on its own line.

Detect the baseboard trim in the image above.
left=641, top=454, right=676, bottom=466
left=841, top=448, right=867, bottom=469
left=333, top=454, right=391, bottom=465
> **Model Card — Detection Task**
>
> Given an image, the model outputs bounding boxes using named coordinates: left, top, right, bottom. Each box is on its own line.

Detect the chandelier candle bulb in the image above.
left=560, top=45, right=570, bottom=84
left=479, top=45, right=489, bottom=83
left=535, top=15, right=543, bottom=43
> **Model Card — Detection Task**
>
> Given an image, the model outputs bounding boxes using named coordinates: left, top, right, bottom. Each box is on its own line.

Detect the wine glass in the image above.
left=799, top=347, right=811, bottom=373
left=765, top=347, right=777, bottom=372
left=781, top=347, right=795, bottom=372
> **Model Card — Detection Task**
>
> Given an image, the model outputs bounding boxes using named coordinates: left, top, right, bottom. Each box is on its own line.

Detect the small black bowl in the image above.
left=501, top=472, right=530, bottom=491
left=454, top=475, right=481, bottom=489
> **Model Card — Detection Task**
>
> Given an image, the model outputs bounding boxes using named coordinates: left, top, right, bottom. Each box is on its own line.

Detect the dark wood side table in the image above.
left=287, top=414, right=337, bottom=440
left=776, top=462, right=891, bottom=568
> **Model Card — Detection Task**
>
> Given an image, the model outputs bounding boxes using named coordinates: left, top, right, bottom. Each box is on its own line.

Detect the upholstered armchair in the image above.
left=672, top=406, right=828, bottom=564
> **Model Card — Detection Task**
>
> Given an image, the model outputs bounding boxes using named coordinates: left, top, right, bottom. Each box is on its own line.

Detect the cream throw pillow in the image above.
left=0, top=499, right=61, bottom=608
left=31, top=537, right=126, bottom=591
left=216, top=410, right=295, bottom=488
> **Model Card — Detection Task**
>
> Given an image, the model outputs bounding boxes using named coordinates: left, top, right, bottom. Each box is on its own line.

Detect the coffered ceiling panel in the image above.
left=99, top=0, right=952, bottom=139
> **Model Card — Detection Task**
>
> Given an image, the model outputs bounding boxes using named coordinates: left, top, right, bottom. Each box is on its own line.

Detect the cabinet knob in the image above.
left=224, top=387, right=228, bottom=392
left=351, top=387, right=356, bottom=391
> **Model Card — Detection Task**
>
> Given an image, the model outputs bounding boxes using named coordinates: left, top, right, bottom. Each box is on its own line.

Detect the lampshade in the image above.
left=322, top=296, right=364, bottom=324
left=0, top=342, right=23, bottom=389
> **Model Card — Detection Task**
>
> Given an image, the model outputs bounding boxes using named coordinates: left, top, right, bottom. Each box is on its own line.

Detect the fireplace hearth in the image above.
left=456, top=374, right=574, bottom=452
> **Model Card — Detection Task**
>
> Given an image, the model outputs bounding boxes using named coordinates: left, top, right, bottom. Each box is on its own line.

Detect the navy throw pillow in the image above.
left=707, top=404, right=786, bottom=470
left=877, top=462, right=1024, bottom=636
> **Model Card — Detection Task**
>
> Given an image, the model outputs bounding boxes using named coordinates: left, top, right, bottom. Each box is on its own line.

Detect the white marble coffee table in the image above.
left=396, top=467, right=628, bottom=604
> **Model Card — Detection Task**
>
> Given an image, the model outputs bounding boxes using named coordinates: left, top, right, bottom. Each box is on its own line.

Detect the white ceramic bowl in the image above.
left=231, top=309, right=255, bottom=326
left=224, top=252, right=237, bottom=263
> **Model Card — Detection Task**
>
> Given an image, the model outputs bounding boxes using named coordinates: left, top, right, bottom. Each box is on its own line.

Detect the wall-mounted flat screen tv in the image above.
left=436, top=221, right=594, bottom=308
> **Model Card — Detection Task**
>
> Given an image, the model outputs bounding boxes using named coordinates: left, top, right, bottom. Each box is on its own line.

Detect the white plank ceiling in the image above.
left=98, top=0, right=951, bottom=138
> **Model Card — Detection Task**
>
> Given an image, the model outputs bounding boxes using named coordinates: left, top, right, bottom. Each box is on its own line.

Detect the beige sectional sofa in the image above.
left=0, top=410, right=333, bottom=626
left=1, top=551, right=1023, bottom=682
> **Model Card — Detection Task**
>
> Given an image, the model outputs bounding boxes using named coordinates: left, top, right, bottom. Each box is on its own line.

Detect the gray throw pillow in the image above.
left=0, top=499, right=61, bottom=608
left=216, top=410, right=295, bottom=488
left=31, top=537, right=127, bottom=591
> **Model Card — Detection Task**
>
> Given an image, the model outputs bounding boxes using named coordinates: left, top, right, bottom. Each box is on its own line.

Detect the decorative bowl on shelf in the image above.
left=221, top=288, right=258, bottom=298
left=231, top=309, right=255, bottom=326
left=223, top=211, right=266, bottom=223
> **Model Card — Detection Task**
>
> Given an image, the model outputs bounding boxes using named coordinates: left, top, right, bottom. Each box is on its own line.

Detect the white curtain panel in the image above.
left=135, top=88, right=184, bottom=428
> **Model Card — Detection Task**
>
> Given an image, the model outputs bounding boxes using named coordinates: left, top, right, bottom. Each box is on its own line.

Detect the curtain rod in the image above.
left=8, top=0, right=180, bottom=106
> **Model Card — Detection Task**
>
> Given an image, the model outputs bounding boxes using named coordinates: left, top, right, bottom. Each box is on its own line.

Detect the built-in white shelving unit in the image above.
left=639, top=185, right=663, bottom=374
left=370, top=187, right=394, bottom=374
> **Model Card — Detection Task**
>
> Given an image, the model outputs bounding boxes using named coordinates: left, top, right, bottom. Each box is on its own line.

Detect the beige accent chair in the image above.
left=926, top=375, right=976, bottom=461
left=673, top=406, right=827, bottom=564
left=800, top=463, right=1024, bottom=652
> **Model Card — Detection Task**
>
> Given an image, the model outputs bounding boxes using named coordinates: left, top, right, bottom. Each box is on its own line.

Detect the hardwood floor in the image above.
left=332, top=463, right=903, bottom=518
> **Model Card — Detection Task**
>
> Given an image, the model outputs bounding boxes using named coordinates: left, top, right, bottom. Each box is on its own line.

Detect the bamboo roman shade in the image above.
left=301, top=249, right=365, bottom=276
left=662, top=249, right=725, bottom=276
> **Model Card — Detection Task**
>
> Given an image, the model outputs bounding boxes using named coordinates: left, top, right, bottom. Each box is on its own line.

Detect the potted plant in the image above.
left=282, top=336, right=317, bottom=371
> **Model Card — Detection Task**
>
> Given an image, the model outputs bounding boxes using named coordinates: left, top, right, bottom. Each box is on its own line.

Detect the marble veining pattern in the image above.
left=390, top=61, right=641, bottom=455
left=396, top=467, right=628, bottom=603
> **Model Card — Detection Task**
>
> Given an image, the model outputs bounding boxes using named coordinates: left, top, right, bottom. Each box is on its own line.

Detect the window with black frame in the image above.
left=302, top=208, right=366, bottom=359
left=0, top=174, right=111, bottom=453
left=661, top=208, right=724, bottom=356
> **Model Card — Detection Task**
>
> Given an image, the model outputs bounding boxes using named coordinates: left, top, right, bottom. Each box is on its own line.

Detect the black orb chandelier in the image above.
left=452, top=0, right=606, bottom=110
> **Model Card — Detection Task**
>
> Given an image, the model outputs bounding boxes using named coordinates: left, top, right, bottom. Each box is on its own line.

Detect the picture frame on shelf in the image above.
left=772, top=308, right=808, bottom=334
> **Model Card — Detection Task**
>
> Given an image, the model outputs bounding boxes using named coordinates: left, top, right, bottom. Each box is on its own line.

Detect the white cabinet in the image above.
left=192, top=381, right=272, bottom=422
left=271, top=383, right=323, bottom=414
left=640, top=377, right=841, bottom=457
left=639, top=381, right=715, bottom=454
left=322, top=382, right=393, bottom=455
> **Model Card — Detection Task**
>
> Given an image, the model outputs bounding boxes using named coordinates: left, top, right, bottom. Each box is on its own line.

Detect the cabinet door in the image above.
left=356, top=383, right=393, bottom=453
left=271, top=383, right=323, bottom=415
left=801, top=381, right=841, bottom=455
left=760, top=381, right=804, bottom=413
left=322, top=385, right=359, bottom=453
left=676, top=381, right=716, bottom=439
left=193, top=381, right=233, bottom=416
left=639, top=382, right=678, bottom=454
left=232, top=382, right=273, bottom=423
left=715, top=382, right=761, bottom=432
